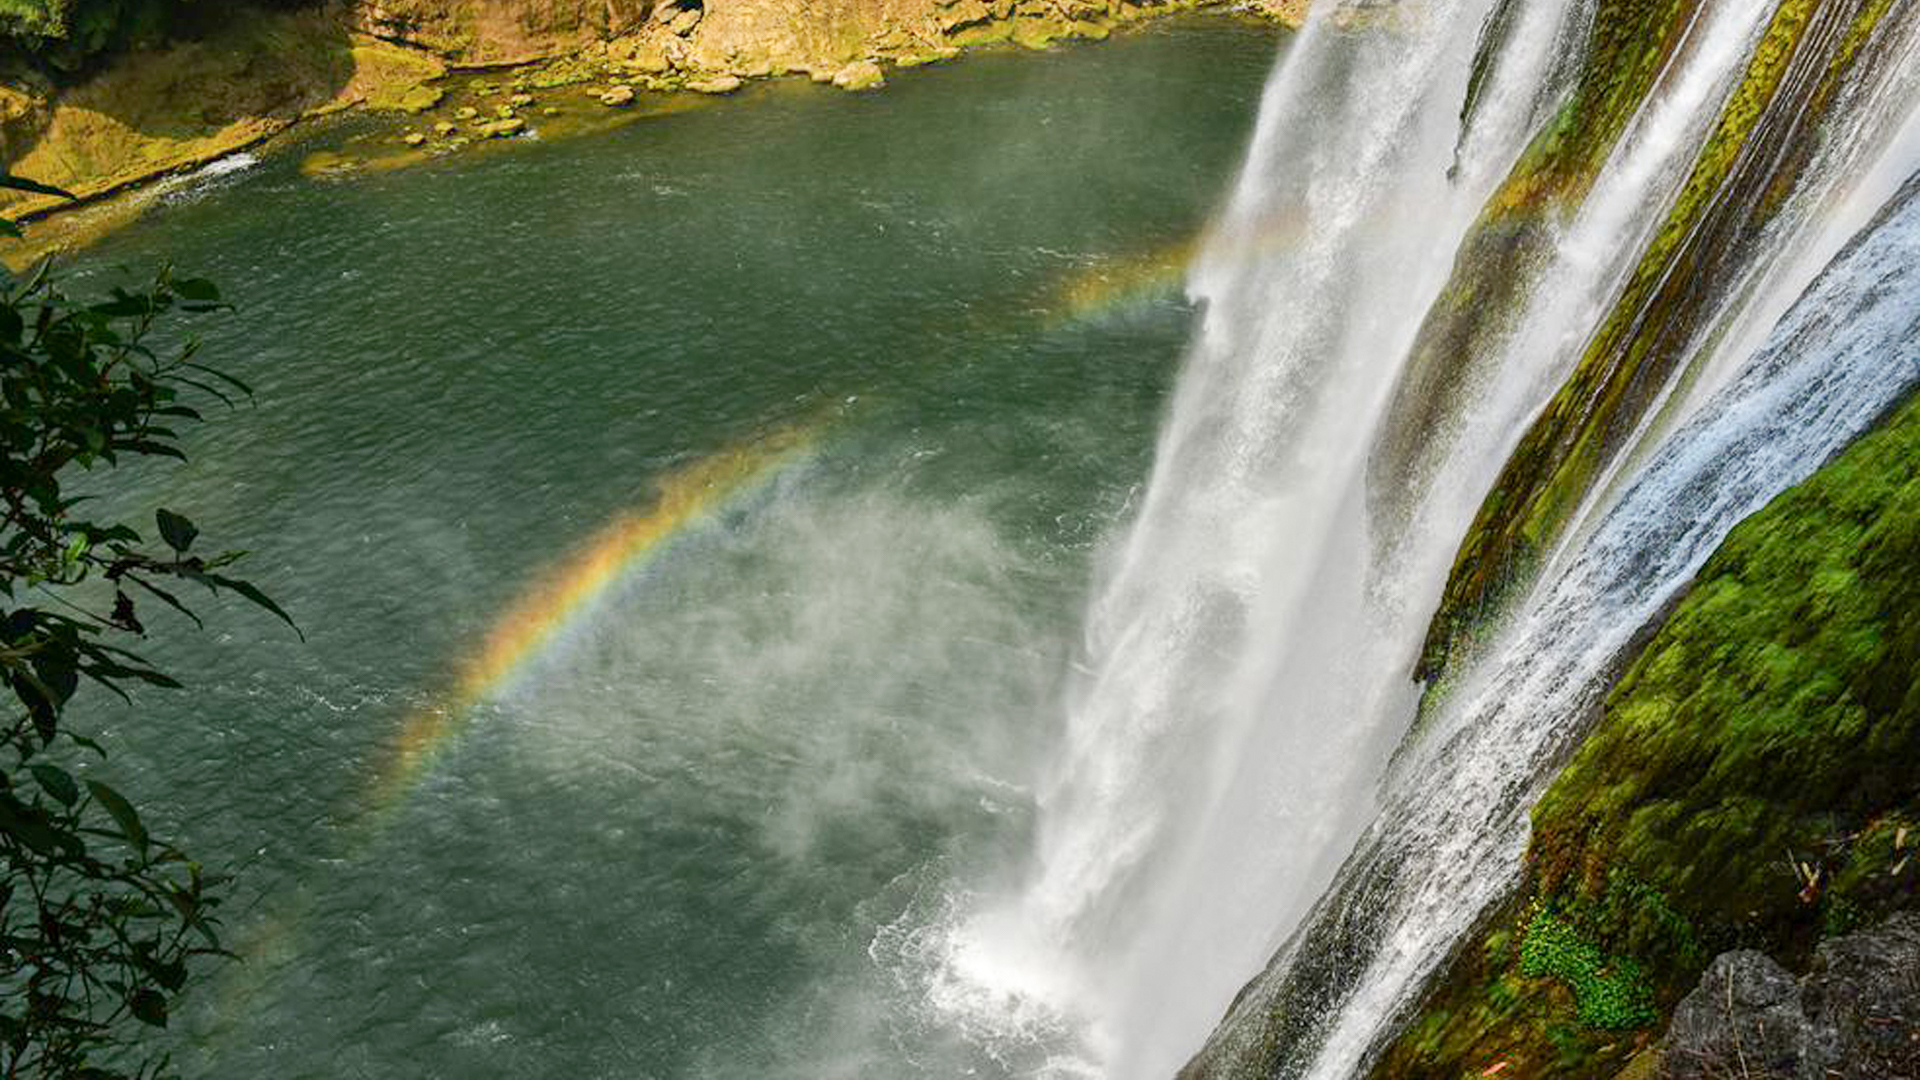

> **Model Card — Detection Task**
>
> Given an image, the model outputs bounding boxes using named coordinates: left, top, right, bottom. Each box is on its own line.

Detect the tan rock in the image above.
left=600, top=84, right=637, bottom=107
left=688, top=74, right=744, bottom=94
left=434, top=121, right=457, bottom=135
left=509, top=93, right=534, bottom=107
left=832, top=60, right=886, bottom=92
left=480, top=116, right=526, bottom=138
left=626, top=40, right=672, bottom=73
left=668, top=6, right=703, bottom=35
left=454, top=105, right=479, bottom=120
left=402, top=131, right=426, bottom=146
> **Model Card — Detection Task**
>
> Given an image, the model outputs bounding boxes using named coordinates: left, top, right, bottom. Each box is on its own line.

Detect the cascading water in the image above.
left=917, top=1, right=1920, bottom=1077
left=1205, top=164, right=1920, bottom=1080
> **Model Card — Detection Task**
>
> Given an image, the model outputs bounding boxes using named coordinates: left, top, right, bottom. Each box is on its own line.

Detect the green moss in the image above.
left=1417, top=0, right=1905, bottom=682
left=1518, top=910, right=1659, bottom=1029
left=1374, top=391, right=1920, bottom=1077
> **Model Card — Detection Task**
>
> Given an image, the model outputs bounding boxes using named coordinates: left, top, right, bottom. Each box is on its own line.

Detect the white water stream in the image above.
left=913, top=2, right=1920, bottom=1077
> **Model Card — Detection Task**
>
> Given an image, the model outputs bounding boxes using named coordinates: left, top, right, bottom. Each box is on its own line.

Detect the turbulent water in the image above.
left=52, top=4, right=1920, bottom=1079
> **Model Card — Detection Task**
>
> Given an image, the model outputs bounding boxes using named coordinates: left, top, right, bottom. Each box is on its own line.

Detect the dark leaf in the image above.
left=30, top=764, right=79, bottom=806
left=0, top=797, right=60, bottom=855
left=154, top=509, right=197, bottom=553
left=85, top=780, right=148, bottom=851
left=189, top=571, right=301, bottom=638
left=128, top=989, right=166, bottom=1028
left=171, top=278, right=220, bottom=303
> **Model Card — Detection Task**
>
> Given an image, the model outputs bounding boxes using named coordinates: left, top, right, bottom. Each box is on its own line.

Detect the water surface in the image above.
left=63, top=18, right=1283, bottom=1078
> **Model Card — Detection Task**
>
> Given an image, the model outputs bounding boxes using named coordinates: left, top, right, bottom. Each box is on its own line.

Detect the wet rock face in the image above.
left=1663, top=913, right=1920, bottom=1080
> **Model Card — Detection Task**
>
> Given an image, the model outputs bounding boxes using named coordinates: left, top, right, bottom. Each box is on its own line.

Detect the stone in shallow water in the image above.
left=689, top=74, right=743, bottom=94
left=600, top=85, right=637, bottom=107
left=833, top=60, right=885, bottom=92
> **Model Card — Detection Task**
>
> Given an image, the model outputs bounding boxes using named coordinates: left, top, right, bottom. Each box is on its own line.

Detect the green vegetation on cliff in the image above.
left=0, top=0, right=319, bottom=71
left=1375, top=389, right=1920, bottom=1078
left=1415, top=0, right=1908, bottom=683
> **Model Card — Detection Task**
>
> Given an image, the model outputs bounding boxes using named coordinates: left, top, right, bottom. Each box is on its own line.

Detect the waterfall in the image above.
left=918, top=1, right=1920, bottom=1077
left=1205, top=164, right=1920, bottom=1079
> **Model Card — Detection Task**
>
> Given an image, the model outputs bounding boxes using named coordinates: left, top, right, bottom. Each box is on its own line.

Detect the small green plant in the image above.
left=1518, top=909, right=1658, bottom=1029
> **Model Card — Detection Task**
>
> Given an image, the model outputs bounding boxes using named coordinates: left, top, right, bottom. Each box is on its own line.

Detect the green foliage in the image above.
left=0, top=0, right=177, bottom=69
left=0, top=0, right=318, bottom=71
left=0, top=260, right=291, bottom=1078
left=1518, top=910, right=1658, bottom=1030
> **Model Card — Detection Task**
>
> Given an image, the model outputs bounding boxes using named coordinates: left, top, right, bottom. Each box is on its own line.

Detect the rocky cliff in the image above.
left=0, top=0, right=1304, bottom=233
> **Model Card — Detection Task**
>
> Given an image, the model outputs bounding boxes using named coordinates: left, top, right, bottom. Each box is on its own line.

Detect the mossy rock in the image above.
left=1373, top=391, right=1920, bottom=1078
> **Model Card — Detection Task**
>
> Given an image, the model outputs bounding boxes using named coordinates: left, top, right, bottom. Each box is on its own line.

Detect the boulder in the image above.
left=600, top=84, right=637, bottom=107
left=433, top=121, right=456, bottom=136
left=479, top=116, right=526, bottom=138
left=627, top=40, right=672, bottom=73
left=453, top=105, right=479, bottom=121
left=509, top=93, right=534, bottom=107
left=401, top=131, right=426, bottom=146
left=688, top=74, right=743, bottom=94
left=1662, top=912, right=1920, bottom=1080
left=832, top=60, right=886, bottom=92
left=666, top=5, right=702, bottom=35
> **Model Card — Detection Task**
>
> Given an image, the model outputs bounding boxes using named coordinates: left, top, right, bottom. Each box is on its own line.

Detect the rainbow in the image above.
left=1046, top=207, right=1314, bottom=328
left=365, top=423, right=820, bottom=813
left=1050, top=237, right=1200, bottom=328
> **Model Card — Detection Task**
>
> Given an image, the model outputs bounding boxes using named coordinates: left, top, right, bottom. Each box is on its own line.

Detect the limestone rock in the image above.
left=479, top=116, right=526, bottom=138
left=402, top=131, right=426, bottom=146
left=509, top=93, right=534, bottom=107
left=688, top=74, right=743, bottom=94
left=433, top=121, right=456, bottom=135
left=832, top=60, right=886, bottom=92
left=666, top=5, right=703, bottom=35
left=454, top=105, right=479, bottom=120
left=600, top=84, right=637, bottom=107
left=626, top=40, right=672, bottom=73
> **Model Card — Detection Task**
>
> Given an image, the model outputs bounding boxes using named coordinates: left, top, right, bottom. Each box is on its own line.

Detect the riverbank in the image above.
left=0, top=0, right=1302, bottom=265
